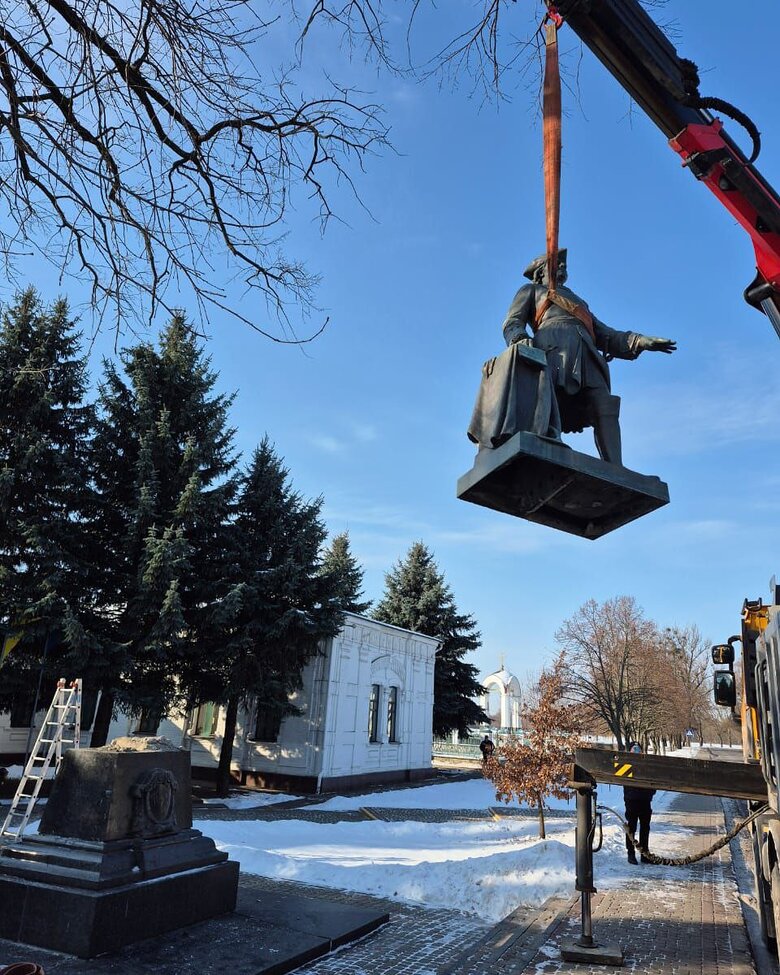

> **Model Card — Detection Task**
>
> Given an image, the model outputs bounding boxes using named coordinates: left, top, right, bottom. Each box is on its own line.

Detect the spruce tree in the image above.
left=89, top=315, right=238, bottom=742
left=373, top=542, right=487, bottom=737
left=320, top=532, right=371, bottom=615
left=196, top=438, right=345, bottom=795
left=0, top=289, right=94, bottom=714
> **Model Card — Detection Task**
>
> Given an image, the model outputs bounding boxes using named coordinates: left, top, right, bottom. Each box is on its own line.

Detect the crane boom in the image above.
left=554, top=0, right=780, bottom=337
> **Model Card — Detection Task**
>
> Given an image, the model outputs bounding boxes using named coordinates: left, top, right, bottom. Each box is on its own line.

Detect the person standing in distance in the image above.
left=479, top=735, right=495, bottom=765
left=623, top=742, right=655, bottom=864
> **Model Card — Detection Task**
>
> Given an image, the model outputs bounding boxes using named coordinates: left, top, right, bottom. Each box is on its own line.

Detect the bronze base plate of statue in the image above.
left=459, top=251, right=674, bottom=538
left=457, top=432, right=669, bottom=539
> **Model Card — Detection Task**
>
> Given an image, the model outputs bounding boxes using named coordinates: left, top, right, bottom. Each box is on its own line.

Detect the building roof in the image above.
left=483, top=662, right=520, bottom=690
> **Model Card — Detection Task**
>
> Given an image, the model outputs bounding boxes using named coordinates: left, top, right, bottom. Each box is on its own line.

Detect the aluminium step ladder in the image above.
left=0, top=678, right=82, bottom=840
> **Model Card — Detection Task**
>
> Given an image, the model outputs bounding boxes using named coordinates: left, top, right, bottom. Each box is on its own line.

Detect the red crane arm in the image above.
left=554, top=0, right=780, bottom=336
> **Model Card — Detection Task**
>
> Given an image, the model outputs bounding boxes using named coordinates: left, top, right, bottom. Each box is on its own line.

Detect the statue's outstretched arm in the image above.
left=600, top=323, right=677, bottom=359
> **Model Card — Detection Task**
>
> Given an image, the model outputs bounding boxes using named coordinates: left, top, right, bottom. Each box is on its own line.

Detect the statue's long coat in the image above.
left=502, top=282, right=642, bottom=432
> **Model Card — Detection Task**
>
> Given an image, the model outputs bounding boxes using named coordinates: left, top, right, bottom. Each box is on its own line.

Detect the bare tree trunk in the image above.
left=90, top=689, right=115, bottom=747
left=216, top=695, right=240, bottom=797
left=537, top=794, right=546, bottom=839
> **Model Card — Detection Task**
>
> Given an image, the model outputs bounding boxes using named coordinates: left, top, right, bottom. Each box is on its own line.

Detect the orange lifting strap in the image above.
left=535, top=13, right=596, bottom=341
left=543, top=18, right=562, bottom=291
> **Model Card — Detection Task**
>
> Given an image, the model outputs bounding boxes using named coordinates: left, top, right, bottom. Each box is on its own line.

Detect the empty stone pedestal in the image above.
left=0, top=738, right=239, bottom=957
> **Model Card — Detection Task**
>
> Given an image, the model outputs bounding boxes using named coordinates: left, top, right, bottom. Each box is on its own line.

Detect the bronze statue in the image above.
left=500, top=250, right=675, bottom=466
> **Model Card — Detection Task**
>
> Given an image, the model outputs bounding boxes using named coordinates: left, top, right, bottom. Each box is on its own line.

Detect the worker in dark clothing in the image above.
left=479, top=736, right=495, bottom=765
left=623, top=742, right=655, bottom=864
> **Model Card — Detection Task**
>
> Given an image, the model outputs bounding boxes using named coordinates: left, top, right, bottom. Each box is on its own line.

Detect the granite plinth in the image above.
left=0, top=828, right=227, bottom=889
left=457, top=431, right=669, bottom=539
left=0, top=860, right=239, bottom=958
left=39, top=747, right=191, bottom=841
left=0, top=883, right=389, bottom=973
left=0, top=744, right=239, bottom=958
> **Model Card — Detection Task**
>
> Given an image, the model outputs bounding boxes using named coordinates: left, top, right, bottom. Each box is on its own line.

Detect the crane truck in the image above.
left=710, top=583, right=780, bottom=947
left=545, top=0, right=780, bottom=953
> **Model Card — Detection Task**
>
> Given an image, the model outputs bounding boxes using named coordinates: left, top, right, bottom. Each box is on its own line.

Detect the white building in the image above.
left=102, top=612, right=440, bottom=793
left=479, top=660, right=523, bottom=731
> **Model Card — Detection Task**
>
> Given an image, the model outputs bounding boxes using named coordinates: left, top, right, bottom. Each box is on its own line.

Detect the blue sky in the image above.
left=6, top=1, right=780, bottom=683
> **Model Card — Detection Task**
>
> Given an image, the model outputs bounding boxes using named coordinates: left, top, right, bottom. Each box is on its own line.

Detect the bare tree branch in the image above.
left=0, top=0, right=390, bottom=339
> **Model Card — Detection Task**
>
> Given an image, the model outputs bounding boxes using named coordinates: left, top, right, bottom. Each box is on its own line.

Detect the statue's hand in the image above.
left=637, top=335, right=676, bottom=354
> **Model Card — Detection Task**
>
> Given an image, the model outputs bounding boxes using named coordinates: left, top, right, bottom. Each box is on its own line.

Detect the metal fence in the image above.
left=431, top=740, right=481, bottom=759
left=432, top=733, right=618, bottom=762
left=432, top=732, right=530, bottom=760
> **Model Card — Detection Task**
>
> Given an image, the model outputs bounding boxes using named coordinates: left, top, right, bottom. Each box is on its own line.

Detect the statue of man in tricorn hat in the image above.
left=501, top=250, right=676, bottom=466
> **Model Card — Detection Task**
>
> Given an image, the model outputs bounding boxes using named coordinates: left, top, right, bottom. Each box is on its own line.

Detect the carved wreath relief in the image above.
left=130, top=767, right=179, bottom=837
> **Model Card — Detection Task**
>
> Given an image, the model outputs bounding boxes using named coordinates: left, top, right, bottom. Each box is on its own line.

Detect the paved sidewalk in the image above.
left=287, top=793, right=757, bottom=975
left=521, top=794, right=754, bottom=975
left=446, top=793, right=754, bottom=975
left=195, top=803, right=575, bottom=824
left=238, top=876, right=489, bottom=975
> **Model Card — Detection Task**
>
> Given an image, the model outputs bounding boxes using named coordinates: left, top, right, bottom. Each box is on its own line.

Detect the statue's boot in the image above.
left=589, top=392, right=623, bottom=466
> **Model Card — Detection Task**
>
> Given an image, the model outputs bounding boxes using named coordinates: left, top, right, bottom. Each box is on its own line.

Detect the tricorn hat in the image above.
left=523, top=249, right=567, bottom=281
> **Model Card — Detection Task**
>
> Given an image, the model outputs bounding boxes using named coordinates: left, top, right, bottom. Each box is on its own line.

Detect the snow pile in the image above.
left=202, top=816, right=576, bottom=917
left=200, top=808, right=688, bottom=919
left=196, top=777, right=685, bottom=919
left=105, top=736, right=180, bottom=752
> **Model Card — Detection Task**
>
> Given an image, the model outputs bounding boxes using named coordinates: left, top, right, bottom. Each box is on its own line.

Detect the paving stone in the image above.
left=240, top=876, right=488, bottom=975
left=511, top=797, right=757, bottom=975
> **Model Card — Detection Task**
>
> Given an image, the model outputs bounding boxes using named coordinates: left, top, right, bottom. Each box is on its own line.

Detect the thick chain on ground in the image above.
left=597, top=802, right=767, bottom=867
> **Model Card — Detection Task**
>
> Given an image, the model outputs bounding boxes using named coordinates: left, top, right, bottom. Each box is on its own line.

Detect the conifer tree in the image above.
left=195, top=438, right=344, bottom=795
left=0, top=289, right=94, bottom=714
left=373, top=541, right=487, bottom=737
left=89, top=315, right=238, bottom=743
left=320, top=532, right=371, bottom=615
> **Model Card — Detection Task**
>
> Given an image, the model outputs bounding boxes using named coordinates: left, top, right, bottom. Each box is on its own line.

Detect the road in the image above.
left=701, top=745, right=748, bottom=762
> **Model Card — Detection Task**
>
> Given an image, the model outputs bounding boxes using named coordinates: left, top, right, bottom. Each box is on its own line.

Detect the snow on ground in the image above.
left=0, top=764, right=54, bottom=779
left=0, top=762, right=54, bottom=782
left=197, top=777, right=684, bottom=919
left=203, top=815, right=575, bottom=919
left=307, top=775, right=675, bottom=813
left=308, top=777, right=572, bottom=811
left=200, top=809, right=689, bottom=919
left=667, top=745, right=701, bottom=758
left=200, top=792, right=302, bottom=810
